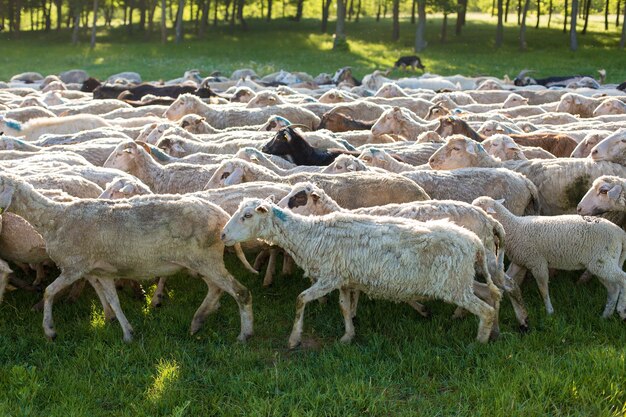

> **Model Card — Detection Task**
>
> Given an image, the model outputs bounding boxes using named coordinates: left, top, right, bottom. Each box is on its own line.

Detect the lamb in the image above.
left=473, top=196, right=626, bottom=319
left=221, top=198, right=501, bottom=346
left=278, top=182, right=528, bottom=329
left=0, top=115, right=112, bottom=141
left=205, top=159, right=431, bottom=209
left=428, top=135, right=626, bottom=214
left=588, top=129, right=626, bottom=166
left=481, top=135, right=556, bottom=160
left=163, top=93, right=320, bottom=129
left=0, top=174, right=255, bottom=343
left=103, top=141, right=218, bottom=194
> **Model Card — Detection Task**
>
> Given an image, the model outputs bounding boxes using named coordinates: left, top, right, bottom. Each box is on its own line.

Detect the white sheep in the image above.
left=588, top=129, right=626, bottom=166
left=473, top=196, right=626, bottom=319
left=592, top=98, right=626, bottom=117
left=0, top=114, right=112, bottom=141
left=570, top=131, right=610, bottom=158
left=222, top=198, right=501, bottom=346
left=481, top=135, right=556, bottom=160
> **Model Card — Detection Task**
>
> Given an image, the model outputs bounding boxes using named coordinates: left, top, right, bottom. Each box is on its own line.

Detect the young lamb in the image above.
left=221, top=198, right=501, bottom=346
left=278, top=182, right=528, bottom=329
left=473, top=196, right=626, bottom=319
left=0, top=174, right=255, bottom=343
left=428, top=135, right=626, bottom=214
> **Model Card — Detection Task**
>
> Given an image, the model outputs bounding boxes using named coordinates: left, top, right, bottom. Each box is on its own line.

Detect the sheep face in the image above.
left=205, top=162, right=246, bottom=189
left=482, top=135, right=525, bottom=161
left=319, top=89, right=347, bottom=104
left=246, top=91, right=284, bottom=108
left=425, top=105, right=450, bottom=121
left=434, top=117, right=457, bottom=137
left=589, top=130, right=626, bottom=164
left=230, top=87, right=255, bottom=103
left=429, top=136, right=485, bottom=170
left=375, top=83, right=405, bottom=98
left=359, top=148, right=390, bottom=169
left=570, top=133, right=606, bottom=158
left=577, top=177, right=624, bottom=216
left=179, top=115, right=207, bottom=133
left=259, top=116, right=290, bottom=132
left=476, top=80, right=502, bottom=90
left=471, top=196, right=503, bottom=216
left=100, top=178, right=150, bottom=199
left=277, top=183, right=322, bottom=215
left=502, top=94, right=528, bottom=109
left=416, top=131, right=444, bottom=144
left=221, top=198, right=274, bottom=246
left=371, top=108, right=406, bottom=136
left=144, top=123, right=170, bottom=145
left=478, top=121, right=506, bottom=137
left=321, top=155, right=367, bottom=174
left=163, top=94, right=197, bottom=120
left=592, top=99, right=626, bottom=117
left=103, top=142, right=141, bottom=172
left=157, top=138, right=187, bottom=157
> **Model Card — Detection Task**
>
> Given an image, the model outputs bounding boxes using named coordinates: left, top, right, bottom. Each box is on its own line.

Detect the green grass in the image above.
left=1, top=13, right=625, bottom=83
left=1, top=254, right=626, bottom=416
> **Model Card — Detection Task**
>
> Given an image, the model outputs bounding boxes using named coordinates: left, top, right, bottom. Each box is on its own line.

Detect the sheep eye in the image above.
left=243, top=213, right=252, bottom=219
left=452, top=147, right=461, bottom=151
left=221, top=172, right=230, bottom=180
left=599, top=189, right=608, bottom=195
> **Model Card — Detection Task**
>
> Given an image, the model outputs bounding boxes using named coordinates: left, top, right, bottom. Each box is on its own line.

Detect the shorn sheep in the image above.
left=0, top=174, right=255, bottom=343
left=221, top=198, right=501, bottom=347
left=473, top=196, right=626, bottom=318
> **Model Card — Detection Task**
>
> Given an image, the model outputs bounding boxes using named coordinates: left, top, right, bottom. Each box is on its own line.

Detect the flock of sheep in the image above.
left=0, top=67, right=625, bottom=348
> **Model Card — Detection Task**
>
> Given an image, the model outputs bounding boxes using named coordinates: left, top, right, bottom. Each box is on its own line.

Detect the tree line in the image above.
left=1, top=0, right=625, bottom=51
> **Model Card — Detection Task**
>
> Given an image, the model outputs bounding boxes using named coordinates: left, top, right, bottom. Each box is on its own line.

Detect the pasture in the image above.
left=1, top=14, right=626, bottom=417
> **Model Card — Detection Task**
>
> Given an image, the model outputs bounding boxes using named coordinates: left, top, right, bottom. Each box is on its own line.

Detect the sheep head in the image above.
left=577, top=176, right=625, bottom=216
left=221, top=197, right=279, bottom=246
left=428, top=135, right=488, bottom=170
left=278, top=182, right=326, bottom=216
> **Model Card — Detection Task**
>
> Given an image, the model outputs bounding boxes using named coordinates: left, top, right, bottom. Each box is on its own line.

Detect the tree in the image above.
left=175, top=0, right=183, bottom=43
left=90, top=0, right=98, bottom=48
left=621, top=0, right=626, bottom=46
left=321, top=0, right=332, bottom=31
left=496, top=0, right=504, bottom=47
left=414, top=0, right=427, bottom=50
left=581, top=0, right=591, bottom=33
left=518, top=0, right=529, bottom=49
left=392, top=0, right=399, bottom=40
left=570, top=0, right=578, bottom=50
left=333, top=0, right=347, bottom=49
left=456, top=0, right=467, bottom=35
left=160, top=0, right=166, bottom=42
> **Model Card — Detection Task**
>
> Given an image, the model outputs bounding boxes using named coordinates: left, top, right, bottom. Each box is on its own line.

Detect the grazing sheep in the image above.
left=205, top=159, right=431, bottom=208
left=222, top=198, right=501, bottom=346
left=278, top=182, right=528, bottom=329
left=473, top=196, right=626, bottom=319
left=0, top=174, right=255, bottom=343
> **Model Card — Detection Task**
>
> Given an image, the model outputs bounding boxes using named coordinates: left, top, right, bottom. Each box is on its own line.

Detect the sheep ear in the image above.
left=250, top=155, right=259, bottom=162
left=486, top=207, right=497, bottom=214
left=265, top=195, right=276, bottom=203
left=347, top=164, right=355, bottom=171
left=574, top=97, right=581, bottom=105
left=223, top=167, right=244, bottom=186
left=504, top=141, right=517, bottom=149
left=172, top=143, right=186, bottom=154
left=123, top=148, right=133, bottom=154
left=119, top=184, right=134, bottom=194
left=608, top=184, right=622, bottom=201
left=465, top=141, right=476, bottom=154
left=255, top=204, right=269, bottom=214
left=136, top=141, right=152, bottom=155
left=495, top=198, right=506, bottom=204
left=310, top=191, right=320, bottom=201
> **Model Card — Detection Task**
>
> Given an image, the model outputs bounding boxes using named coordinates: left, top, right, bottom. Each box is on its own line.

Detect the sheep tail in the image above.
left=234, top=243, right=259, bottom=275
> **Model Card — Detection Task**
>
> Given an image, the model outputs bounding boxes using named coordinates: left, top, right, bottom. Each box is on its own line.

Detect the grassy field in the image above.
left=1, top=254, right=626, bottom=416
left=1, top=13, right=626, bottom=83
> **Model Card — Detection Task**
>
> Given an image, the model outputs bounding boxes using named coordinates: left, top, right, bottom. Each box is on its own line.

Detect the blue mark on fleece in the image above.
left=476, top=143, right=487, bottom=153
left=275, top=116, right=291, bottom=125
left=272, top=206, right=287, bottom=222
left=338, top=139, right=357, bottom=151
left=148, top=144, right=170, bottom=162
left=5, top=120, right=21, bottom=132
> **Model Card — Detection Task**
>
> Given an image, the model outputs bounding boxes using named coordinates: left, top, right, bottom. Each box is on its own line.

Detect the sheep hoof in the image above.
left=45, top=330, right=57, bottom=341
left=237, top=332, right=253, bottom=343
left=31, top=300, right=44, bottom=312
left=152, top=301, right=162, bottom=308
left=288, top=338, right=301, bottom=350
left=339, top=334, right=354, bottom=344
left=262, top=281, right=273, bottom=288
left=518, top=323, right=530, bottom=333
left=189, top=321, right=203, bottom=335
left=123, top=334, right=133, bottom=344
left=489, top=328, right=500, bottom=341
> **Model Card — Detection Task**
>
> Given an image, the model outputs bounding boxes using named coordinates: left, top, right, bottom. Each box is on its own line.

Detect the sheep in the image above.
left=370, top=107, right=439, bottom=139
left=359, top=147, right=420, bottom=173
left=103, top=141, right=218, bottom=194
left=428, top=135, right=626, bottom=214
left=205, top=159, right=431, bottom=209
left=570, top=132, right=609, bottom=158
left=2, top=106, right=57, bottom=122
left=0, top=174, right=255, bottom=343
left=320, top=154, right=372, bottom=174
left=246, top=91, right=287, bottom=108
left=222, top=198, right=500, bottom=346
left=578, top=176, right=626, bottom=218
left=317, top=108, right=376, bottom=132
left=0, top=137, right=120, bottom=166
left=588, top=129, right=626, bottom=166
left=278, top=182, right=528, bottom=329
left=473, top=196, right=626, bottom=319
left=163, top=93, right=320, bottom=129
left=481, top=135, right=556, bottom=160
left=374, top=83, right=409, bottom=98
left=0, top=115, right=112, bottom=141
left=234, top=147, right=297, bottom=170
left=592, top=98, right=626, bottom=116
left=555, top=93, right=607, bottom=118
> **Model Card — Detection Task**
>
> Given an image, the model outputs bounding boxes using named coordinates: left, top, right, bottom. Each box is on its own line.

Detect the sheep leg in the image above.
left=507, top=263, right=527, bottom=286
left=339, top=288, right=356, bottom=343
left=455, top=293, right=497, bottom=344
left=0, top=271, right=8, bottom=304
left=197, top=259, right=254, bottom=343
left=407, top=300, right=431, bottom=318
left=530, top=265, right=554, bottom=315
left=150, top=277, right=167, bottom=308
left=262, top=248, right=278, bottom=287
left=288, top=279, right=337, bottom=349
left=589, top=262, right=626, bottom=319
left=253, top=250, right=269, bottom=270
left=472, top=282, right=500, bottom=339
left=87, top=278, right=116, bottom=321
left=597, top=278, right=620, bottom=318
left=65, top=279, right=86, bottom=303
left=189, top=283, right=222, bottom=335
left=42, top=270, right=83, bottom=341
left=32, top=263, right=46, bottom=287
left=88, top=277, right=134, bottom=343
left=577, top=270, right=594, bottom=285
left=350, top=290, right=360, bottom=318
left=281, top=253, right=294, bottom=276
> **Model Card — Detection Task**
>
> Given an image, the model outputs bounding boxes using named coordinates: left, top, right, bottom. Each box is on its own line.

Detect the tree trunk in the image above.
left=236, top=0, right=246, bottom=29
left=414, top=0, right=426, bottom=50
left=90, top=0, right=98, bottom=48
left=496, top=0, right=504, bottom=47
left=519, top=0, right=530, bottom=48
left=139, top=0, right=147, bottom=30
left=71, top=6, right=80, bottom=44
left=517, top=0, right=521, bottom=24
left=617, top=0, right=621, bottom=27
left=347, top=0, right=354, bottom=20
left=160, top=0, right=166, bottom=42
left=213, top=0, right=218, bottom=26
left=127, top=0, right=134, bottom=33
left=333, top=0, right=347, bottom=49
left=491, top=0, right=496, bottom=16
left=229, top=0, right=236, bottom=26
left=605, top=0, right=609, bottom=30
left=200, top=0, right=210, bottom=35
left=55, top=0, right=62, bottom=30
left=621, top=0, right=626, bottom=46
left=43, top=0, right=52, bottom=30
left=376, top=0, right=381, bottom=21
left=535, top=0, right=540, bottom=28
left=563, top=0, right=568, bottom=32
left=456, top=0, right=467, bottom=35
left=175, top=0, right=184, bottom=42
left=295, top=0, right=303, bottom=21
left=383, top=0, right=387, bottom=18
left=441, top=12, right=448, bottom=41
left=582, top=0, right=591, bottom=33
left=148, top=0, right=157, bottom=31
left=411, top=0, right=416, bottom=23
left=547, top=0, right=552, bottom=27
left=267, top=0, right=272, bottom=20
left=570, top=0, right=578, bottom=50
left=321, top=0, right=332, bottom=30
left=391, top=0, right=399, bottom=40
left=355, top=0, right=361, bottom=21
left=504, top=0, right=510, bottom=22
